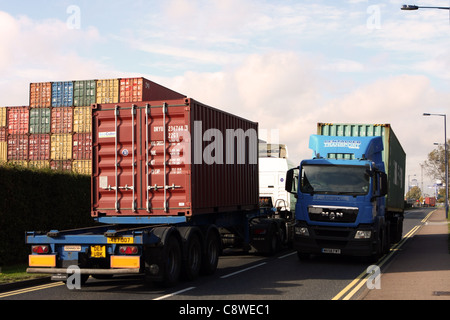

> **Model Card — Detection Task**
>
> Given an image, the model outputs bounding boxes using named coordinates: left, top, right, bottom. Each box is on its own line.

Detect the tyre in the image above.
left=201, top=230, right=220, bottom=275
left=161, top=236, right=182, bottom=287
left=182, top=233, right=202, bottom=281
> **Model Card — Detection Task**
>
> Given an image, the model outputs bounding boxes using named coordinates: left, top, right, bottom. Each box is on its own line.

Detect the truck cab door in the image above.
left=285, top=167, right=299, bottom=197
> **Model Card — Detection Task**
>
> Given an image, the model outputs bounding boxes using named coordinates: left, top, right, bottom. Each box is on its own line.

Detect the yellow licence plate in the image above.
left=90, top=245, right=106, bottom=258
left=107, top=237, right=134, bottom=244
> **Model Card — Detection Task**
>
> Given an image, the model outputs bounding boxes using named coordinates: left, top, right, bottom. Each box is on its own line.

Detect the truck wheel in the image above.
left=266, top=224, right=280, bottom=256
left=162, top=236, right=182, bottom=287
left=201, top=230, right=220, bottom=275
left=183, top=233, right=202, bottom=281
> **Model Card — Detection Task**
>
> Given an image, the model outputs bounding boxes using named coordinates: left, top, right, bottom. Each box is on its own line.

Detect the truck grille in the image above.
left=308, top=206, right=358, bottom=223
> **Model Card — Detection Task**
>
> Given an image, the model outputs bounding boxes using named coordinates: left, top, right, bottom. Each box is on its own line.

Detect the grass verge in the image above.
left=0, top=264, right=49, bottom=285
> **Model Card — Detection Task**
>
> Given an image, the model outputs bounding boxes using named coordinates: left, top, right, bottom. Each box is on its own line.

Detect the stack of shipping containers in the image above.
left=0, top=107, right=7, bottom=163
left=0, top=77, right=184, bottom=175
left=72, top=80, right=95, bottom=175
left=29, top=82, right=51, bottom=169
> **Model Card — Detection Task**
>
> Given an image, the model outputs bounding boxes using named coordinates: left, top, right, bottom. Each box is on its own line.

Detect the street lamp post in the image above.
left=401, top=4, right=450, bottom=10
left=424, top=113, right=448, bottom=219
left=401, top=3, right=450, bottom=22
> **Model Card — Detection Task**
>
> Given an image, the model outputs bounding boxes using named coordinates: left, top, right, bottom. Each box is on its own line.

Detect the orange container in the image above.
left=119, top=77, right=185, bottom=103
left=30, top=83, right=52, bottom=108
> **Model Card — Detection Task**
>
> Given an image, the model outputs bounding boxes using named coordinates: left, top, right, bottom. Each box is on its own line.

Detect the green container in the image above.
left=73, top=80, right=96, bottom=107
left=29, top=108, right=50, bottom=134
left=317, top=123, right=406, bottom=213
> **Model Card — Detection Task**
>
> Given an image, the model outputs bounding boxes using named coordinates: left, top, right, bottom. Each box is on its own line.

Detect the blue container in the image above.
left=52, top=82, right=74, bottom=107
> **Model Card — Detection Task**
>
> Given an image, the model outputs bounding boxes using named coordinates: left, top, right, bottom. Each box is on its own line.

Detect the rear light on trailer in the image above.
left=252, top=228, right=267, bottom=235
left=32, top=245, right=50, bottom=254
left=119, top=246, right=138, bottom=255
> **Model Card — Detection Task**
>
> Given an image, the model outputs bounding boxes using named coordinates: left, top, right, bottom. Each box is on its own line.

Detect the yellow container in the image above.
left=8, top=160, right=28, bottom=168
left=51, top=134, right=72, bottom=160
left=0, top=141, right=7, bottom=162
left=72, top=160, right=91, bottom=175
left=0, top=107, right=6, bottom=127
left=96, top=79, right=119, bottom=104
left=73, top=107, right=92, bottom=133
left=29, top=160, right=50, bottom=169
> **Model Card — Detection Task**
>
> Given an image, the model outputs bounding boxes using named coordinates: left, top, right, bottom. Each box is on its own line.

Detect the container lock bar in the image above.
left=131, top=105, right=136, bottom=212
left=165, top=184, right=182, bottom=190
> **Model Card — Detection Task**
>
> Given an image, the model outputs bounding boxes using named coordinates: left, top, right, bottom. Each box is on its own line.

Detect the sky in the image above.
left=1, top=0, right=449, bottom=195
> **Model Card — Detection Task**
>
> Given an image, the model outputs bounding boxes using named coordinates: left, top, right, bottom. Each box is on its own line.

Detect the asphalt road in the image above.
left=0, top=208, right=433, bottom=304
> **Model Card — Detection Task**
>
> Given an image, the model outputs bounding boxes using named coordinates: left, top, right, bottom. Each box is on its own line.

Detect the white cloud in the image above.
left=165, top=53, right=448, bottom=192
left=0, top=11, right=116, bottom=105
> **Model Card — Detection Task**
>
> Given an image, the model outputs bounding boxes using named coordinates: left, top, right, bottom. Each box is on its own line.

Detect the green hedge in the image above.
left=0, top=164, right=94, bottom=266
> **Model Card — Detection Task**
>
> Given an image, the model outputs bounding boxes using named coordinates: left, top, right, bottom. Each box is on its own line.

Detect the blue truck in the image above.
left=285, top=123, right=406, bottom=261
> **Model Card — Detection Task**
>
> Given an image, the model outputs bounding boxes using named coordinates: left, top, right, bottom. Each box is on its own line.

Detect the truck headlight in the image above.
left=354, top=230, right=371, bottom=239
left=295, top=226, right=310, bottom=237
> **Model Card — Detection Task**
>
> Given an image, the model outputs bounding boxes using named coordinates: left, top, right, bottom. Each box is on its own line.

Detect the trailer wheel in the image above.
left=266, top=224, right=280, bottom=256
left=183, top=233, right=202, bottom=281
left=201, top=230, right=220, bottom=275
left=161, top=236, right=182, bottom=287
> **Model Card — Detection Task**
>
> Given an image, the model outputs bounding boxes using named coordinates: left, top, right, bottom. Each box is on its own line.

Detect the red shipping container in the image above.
left=30, top=82, right=52, bottom=108
left=8, top=107, right=29, bottom=135
left=29, top=134, right=50, bottom=160
left=119, top=77, right=186, bottom=103
left=0, top=127, right=7, bottom=142
left=51, top=107, right=73, bottom=133
left=73, top=133, right=92, bottom=160
left=91, top=98, right=259, bottom=218
left=7, top=134, right=29, bottom=160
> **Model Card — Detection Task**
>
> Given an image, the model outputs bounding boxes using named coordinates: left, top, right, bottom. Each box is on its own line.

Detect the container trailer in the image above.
left=26, top=98, right=294, bottom=286
left=285, top=123, right=406, bottom=261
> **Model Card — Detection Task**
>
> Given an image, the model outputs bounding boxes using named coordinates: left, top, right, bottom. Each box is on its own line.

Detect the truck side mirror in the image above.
left=380, top=172, right=388, bottom=196
left=285, top=167, right=299, bottom=195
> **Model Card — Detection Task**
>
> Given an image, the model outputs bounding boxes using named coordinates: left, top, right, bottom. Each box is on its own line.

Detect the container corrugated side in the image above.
left=317, top=123, right=406, bottom=212
left=74, top=80, right=96, bottom=107
left=29, top=160, right=50, bottom=169
left=96, top=79, right=119, bottom=104
left=29, top=108, right=50, bottom=134
left=119, top=77, right=185, bottom=103
left=8, top=160, right=28, bottom=168
left=52, top=82, right=74, bottom=107
left=51, top=134, right=72, bottom=160
left=0, top=107, right=6, bottom=127
left=8, top=107, right=29, bottom=135
left=73, top=160, right=91, bottom=175
left=73, top=107, right=91, bottom=133
left=50, top=160, right=72, bottom=171
left=73, top=133, right=92, bottom=160
left=30, top=83, right=52, bottom=108
left=0, top=128, right=7, bottom=142
left=29, top=134, right=50, bottom=160
left=0, top=141, right=7, bottom=163
left=7, top=134, right=29, bottom=160
left=51, top=107, right=73, bottom=133
left=91, top=98, right=259, bottom=218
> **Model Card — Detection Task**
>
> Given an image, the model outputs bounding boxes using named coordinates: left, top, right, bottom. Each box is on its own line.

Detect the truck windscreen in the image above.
left=300, top=165, right=370, bottom=196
